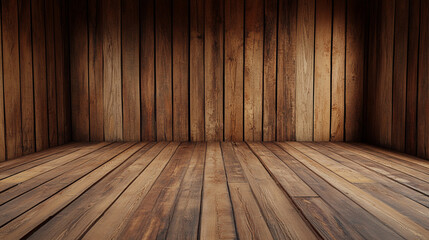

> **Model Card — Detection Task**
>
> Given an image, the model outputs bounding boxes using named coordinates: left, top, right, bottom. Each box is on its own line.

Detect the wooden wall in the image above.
left=70, top=0, right=366, bottom=142
left=0, top=0, right=71, bottom=161
left=366, top=0, right=429, bottom=160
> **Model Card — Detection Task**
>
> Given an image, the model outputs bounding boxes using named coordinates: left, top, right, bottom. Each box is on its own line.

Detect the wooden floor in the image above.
left=0, top=142, right=428, bottom=239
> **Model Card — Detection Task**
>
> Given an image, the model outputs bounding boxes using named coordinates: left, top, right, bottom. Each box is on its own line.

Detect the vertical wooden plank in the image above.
left=2, top=0, right=22, bottom=159
left=244, top=0, right=264, bottom=141
left=122, top=0, right=140, bottom=141
left=88, top=0, right=104, bottom=142
left=141, top=0, right=156, bottom=141
left=392, top=0, right=409, bottom=151
left=205, top=0, right=223, bottom=141
left=155, top=0, right=173, bottom=141
left=345, top=0, right=366, bottom=141
left=0, top=8, right=5, bottom=161
left=190, top=0, right=205, bottom=141
left=417, top=0, right=429, bottom=159
left=330, top=0, right=345, bottom=141
left=277, top=0, right=297, bottom=141
left=18, top=0, right=35, bottom=154
left=263, top=0, right=277, bottom=141
left=224, top=0, right=244, bottom=141
left=405, top=0, right=420, bottom=155
left=314, top=0, right=332, bottom=141
left=103, top=0, right=123, bottom=141
left=296, top=0, right=314, bottom=141
left=173, top=0, right=189, bottom=141
left=373, top=0, right=394, bottom=145
left=45, top=0, right=58, bottom=147
left=69, top=0, right=89, bottom=142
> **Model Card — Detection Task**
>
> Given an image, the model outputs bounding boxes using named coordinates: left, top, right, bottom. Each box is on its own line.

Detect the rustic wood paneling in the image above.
left=155, top=0, right=173, bottom=141
left=224, top=0, right=244, bottom=141
left=122, top=0, right=140, bottom=141
left=0, top=0, right=71, bottom=161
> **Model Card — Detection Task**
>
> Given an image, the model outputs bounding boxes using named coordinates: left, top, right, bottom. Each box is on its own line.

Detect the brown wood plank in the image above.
left=172, top=0, right=190, bottom=141
left=224, top=0, right=244, bottom=141
left=296, top=0, right=314, bottom=141
left=318, top=143, right=429, bottom=205
left=244, top=0, right=264, bottom=141
left=54, top=0, right=71, bottom=145
left=204, top=0, right=224, bottom=141
left=140, top=0, right=156, bottom=141
left=417, top=0, right=429, bottom=159
left=0, top=12, right=5, bottom=161
left=278, top=142, right=429, bottom=239
left=276, top=0, right=297, bottom=141
left=0, top=144, right=109, bottom=206
left=45, top=0, right=58, bottom=147
left=295, top=197, right=365, bottom=240
left=103, top=0, right=123, bottom=141
left=0, top=143, right=110, bottom=193
left=81, top=142, right=176, bottom=240
left=222, top=142, right=274, bottom=239
left=265, top=142, right=403, bottom=239
left=166, top=143, right=205, bottom=239
left=233, top=142, right=318, bottom=239
left=0, top=143, right=130, bottom=227
left=314, top=0, right=332, bottom=141
left=330, top=0, right=345, bottom=141
left=88, top=0, right=104, bottom=142
left=122, top=0, right=140, bottom=141
left=155, top=0, right=173, bottom=141
left=262, top=0, right=277, bottom=141
left=405, top=0, right=420, bottom=155
left=200, top=142, right=236, bottom=239
left=70, top=0, right=89, bottom=142
left=190, top=0, right=205, bottom=141
left=391, top=0, right=409, bottom=151
left=27, top=143, right=156, bottom=239
left=0, top=143, right=142, bottom=239
left=2, top=0, right=22, bottom=159
left=247, top=142, right=318, bottom=197
left=120, top=143, right=195, bottom=239
left=18, top=0, right=35, bottom=154
left=345, top=0, right=365, bottom=141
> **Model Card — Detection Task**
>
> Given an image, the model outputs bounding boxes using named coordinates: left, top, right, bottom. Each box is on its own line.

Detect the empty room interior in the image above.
left=0, top=0, right=428, bottom=239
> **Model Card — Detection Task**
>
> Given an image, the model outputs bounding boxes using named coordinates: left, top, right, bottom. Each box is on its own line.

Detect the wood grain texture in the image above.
left=277, top=0, right=297, bottom=141
left=45, top=0, right=58, bottom=147
left=224, top=0, right=244, bottom=141
left=330, top=0, right=345, bottom=141
left=0, top=9, right=4, bottom=162
left=263, top=0, right=277, bottom=141
left=18, top=0, right=35, bottom=154
left=392, top=0, right=409, bottom=151
left=244, top=0, right=264, bottom=141
left=141, top=0, right=156, bottom=141
left=156, top=0, right=173, bottom=141
left=122, top=0, right=140, bottom=141
left=70, top=0, right=89, bottom=142
left=345, top=0, right=365, bottom=141
left=204, top=0, right=224, bottom=141
left=173, top=0, right=190, bottom=141
left=405, top=0, right=420, bottom=155
left=103, top=0, right=123, bottom=141
left=417, top=0, right=429, bottom=159
left=2, top=0, right=22, bottom=159
left=296, top=0, right=315, bottom=141
left=88, top=0, right=104, bottom=142
left=314, top=0, right=332, bottom=141
left=190, top=0, right=205, bottom=141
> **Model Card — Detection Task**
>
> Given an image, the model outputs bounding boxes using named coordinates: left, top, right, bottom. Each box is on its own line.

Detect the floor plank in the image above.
left=0, top=141, right=427, bottom=239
